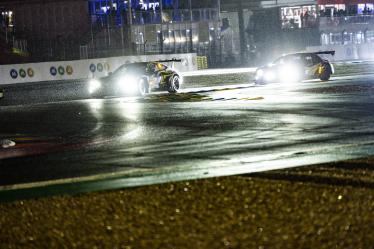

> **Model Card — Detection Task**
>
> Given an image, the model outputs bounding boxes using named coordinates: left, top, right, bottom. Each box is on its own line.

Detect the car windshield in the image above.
left=112, top=63, right=148, bottom=76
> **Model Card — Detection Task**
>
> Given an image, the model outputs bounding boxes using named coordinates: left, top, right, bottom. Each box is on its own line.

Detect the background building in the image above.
left=0, top=0, right=221, bottom=65
left=220, top=0, right=374, bottom=64
left=0, top=0, right=89, bottom=62
left=311, top=0, right=374, bottom=60
left=2, top=0, right=371, bottom=66
left=220, top=0, right=320, bottom=65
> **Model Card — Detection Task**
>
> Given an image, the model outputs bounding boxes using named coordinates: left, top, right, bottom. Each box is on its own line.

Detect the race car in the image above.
left=255, top=51, right=335, bottom=84
left=88, top=59, right=182, bottom=97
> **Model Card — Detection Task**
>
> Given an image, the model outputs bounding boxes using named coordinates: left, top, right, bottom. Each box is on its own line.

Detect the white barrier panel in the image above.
left=0, top=53, right=197, bottom=85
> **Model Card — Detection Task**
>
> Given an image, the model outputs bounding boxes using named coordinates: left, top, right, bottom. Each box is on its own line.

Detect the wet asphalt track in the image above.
left=1, top=74, right=374, bottom=198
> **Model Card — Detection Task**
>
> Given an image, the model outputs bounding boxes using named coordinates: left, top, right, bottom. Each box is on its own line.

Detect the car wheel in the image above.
left=168, top=75, right=180, bottom=93
left=137, top=78, right=149, bottom=96
left=319, top=64, right=332, bottom=81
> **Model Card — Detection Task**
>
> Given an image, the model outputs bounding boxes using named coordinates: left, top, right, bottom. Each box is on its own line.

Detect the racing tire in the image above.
left=168, top=74, right=180, bottom=93
left=319, top=64, right=332, bottom=81
left=137, top=78, right=149, bottom=96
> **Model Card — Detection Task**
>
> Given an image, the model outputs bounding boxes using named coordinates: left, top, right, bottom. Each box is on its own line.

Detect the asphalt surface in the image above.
left=1, top=72, right=374, bottom=199
left=0, top=71, right=373, bottom=248
left=1, top=158, right=373, bottom=248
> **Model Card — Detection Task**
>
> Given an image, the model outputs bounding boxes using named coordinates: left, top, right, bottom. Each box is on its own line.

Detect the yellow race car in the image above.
left=255, top=51, right=335, bottom=84
left=88, top=59, right=182, bottom=97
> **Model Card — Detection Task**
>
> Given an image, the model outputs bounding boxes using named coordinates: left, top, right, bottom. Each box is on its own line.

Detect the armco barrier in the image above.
left=0, top=53, right=197, bottom=86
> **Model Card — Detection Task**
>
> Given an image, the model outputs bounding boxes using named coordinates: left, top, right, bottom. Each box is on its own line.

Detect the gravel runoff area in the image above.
left=1, top=64, right=374, bottom=248
left=1, top=158, right=373, bottom=249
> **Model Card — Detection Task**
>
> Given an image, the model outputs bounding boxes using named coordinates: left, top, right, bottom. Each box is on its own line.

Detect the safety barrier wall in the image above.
left=197, top=56, right=208, bottom=70
left=307, top=44, right=374, bottom=61
left=0, top=53, right=197, bottom=85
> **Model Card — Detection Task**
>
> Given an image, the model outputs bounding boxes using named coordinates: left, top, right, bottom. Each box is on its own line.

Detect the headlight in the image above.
left=255, top=69, right=264, bottom=80
left=264, top=70, right=275, bottom=82
left=279, top=64, right=299, bottom=83
left=88, top=79, right=101, bottom=94
left=117, top=75, right=139, bottom=94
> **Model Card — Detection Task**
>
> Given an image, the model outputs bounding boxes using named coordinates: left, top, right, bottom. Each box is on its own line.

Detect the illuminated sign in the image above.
left=50, top=67, right=57, bottom=76
left=10, top=69, right=18, bottom=79
left=89, top=63, right=96, bottom=73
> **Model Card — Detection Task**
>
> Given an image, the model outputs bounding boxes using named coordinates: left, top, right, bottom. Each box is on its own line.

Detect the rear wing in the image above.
left=155, top=58, right=182, bottom=69
left=156, top=58, right=182, bottom=63
left=313, top=51, right=335, bottom=56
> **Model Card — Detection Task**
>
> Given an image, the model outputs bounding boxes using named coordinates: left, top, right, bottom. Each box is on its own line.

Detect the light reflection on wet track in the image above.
left=1, top=74, right=374, bottom=196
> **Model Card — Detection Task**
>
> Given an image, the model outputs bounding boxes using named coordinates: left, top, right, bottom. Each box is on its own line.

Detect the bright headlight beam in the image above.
left=255, top=69, right=264, bottom=80
left=279, top=64, right=299, bottom=83
left=264, top=71, right=275, bottom=82
left=118, top=75, right=139, bottom=94
left=88, top=79, right=101, bottom=94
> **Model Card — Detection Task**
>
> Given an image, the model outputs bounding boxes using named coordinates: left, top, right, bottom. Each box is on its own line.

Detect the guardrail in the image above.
left=0, top=53, right=197, bottom=86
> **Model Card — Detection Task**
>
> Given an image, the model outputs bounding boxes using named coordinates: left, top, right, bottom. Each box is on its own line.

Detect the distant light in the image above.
left=101, top=6, right=110, bottom=13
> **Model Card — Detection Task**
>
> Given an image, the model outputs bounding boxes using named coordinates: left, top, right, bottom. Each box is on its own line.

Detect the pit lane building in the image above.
left=0, top=0, right=221, bottom=64
left=0, top=0, right=373, bottom=65
left=222, top=0, right=374, bottom=63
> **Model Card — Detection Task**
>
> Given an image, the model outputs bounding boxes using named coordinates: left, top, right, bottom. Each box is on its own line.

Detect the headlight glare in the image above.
left=118, top=76, right=139, bottom=94
left=264, top=70, right=275, bottom=82
left=256, top=69, right=264, bottom=79
left=279, top=64, right=299, bottom=83
left=88, top=79, right=101, bottom=94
